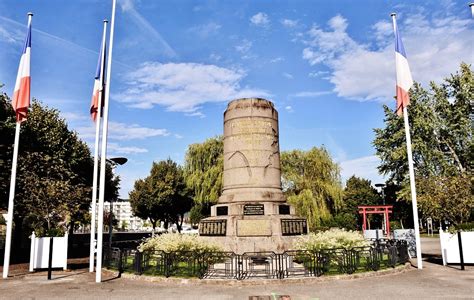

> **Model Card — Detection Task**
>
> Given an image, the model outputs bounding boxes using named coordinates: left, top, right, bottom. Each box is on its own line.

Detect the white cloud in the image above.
left=301, top=12, right=474, bottom=102
left=116, top=62, right=270, bottom=113
left=61, top=112, right=89, bottom=122
left=308, top=70, right=329, bottom=78
left=77, top=121, right=169, bottom=141
left=339, top=155, right=384, bottom=185
left=188, top=22, right=221, bottom=38
left=0, top=24, right=22, bottom=44
left=107, top=143, right=148, bottom=154
left=284, top=105, right=294, bottom=113
left=250, top=12, right=270, bottom=27
left=281, top=19, right=298, bottom=28
left=209, top=53, right=222, bottom=61
left=282, top=72, right=294, bottom=79
left=119, top=0, right=176, bottom=58
left=270, top=57, right=284, bottom=63
left=291, top=91, right=332, bottom=98
left=174, top=134, right=183, bottom=139
left=235, top=39, right=252, bottom=54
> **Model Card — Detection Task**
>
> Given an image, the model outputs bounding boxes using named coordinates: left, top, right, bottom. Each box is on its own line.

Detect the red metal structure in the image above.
left=358, top=205, right=393, bottom=237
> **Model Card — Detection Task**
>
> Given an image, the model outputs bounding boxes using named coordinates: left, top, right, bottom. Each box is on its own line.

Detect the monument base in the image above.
left=200, top=233, right=301, bottom=254
left=199, top=203, right=307, bottom=254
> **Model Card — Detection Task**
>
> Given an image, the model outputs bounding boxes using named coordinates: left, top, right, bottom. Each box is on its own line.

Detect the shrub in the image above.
left=294, top=228, right=369, bottom=251
left=139, top=233, right=223, bottom=253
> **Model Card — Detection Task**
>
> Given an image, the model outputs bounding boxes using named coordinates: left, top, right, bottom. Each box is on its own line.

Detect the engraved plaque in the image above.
left=237, top=219, right=271, bottom=236
left=199, top=220, right=227, bottom=236
left=281, top=219, right=307, bottom=236
left=216, top=206, right=228, bottom=216
left=243, top=204, right=264, bottom=215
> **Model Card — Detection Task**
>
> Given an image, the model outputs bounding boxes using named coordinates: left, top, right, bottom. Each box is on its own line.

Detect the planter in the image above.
left=439, top=229, right=474, bottom=265
left=29, top=232, right=68, bottom=271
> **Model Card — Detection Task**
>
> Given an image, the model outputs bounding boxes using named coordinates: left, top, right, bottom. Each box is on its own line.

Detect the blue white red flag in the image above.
left=12, top=18, right=32, bottom=123
left=90, top=40, right=106, bottom=122
left=392, top=16, right=413, bottom=116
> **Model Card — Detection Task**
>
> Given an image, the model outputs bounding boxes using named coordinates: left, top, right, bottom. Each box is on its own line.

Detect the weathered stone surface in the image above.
left=237, top=219, right=271, bottom=236
left=199, top=98, right=307, bottom=254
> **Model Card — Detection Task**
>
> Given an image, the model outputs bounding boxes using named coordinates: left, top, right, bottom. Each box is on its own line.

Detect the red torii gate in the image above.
left=358, top=205, right=393, bottom=237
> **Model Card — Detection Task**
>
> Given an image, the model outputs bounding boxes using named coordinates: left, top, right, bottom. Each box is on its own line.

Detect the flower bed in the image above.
left=105, top=238, right=408, bottom=280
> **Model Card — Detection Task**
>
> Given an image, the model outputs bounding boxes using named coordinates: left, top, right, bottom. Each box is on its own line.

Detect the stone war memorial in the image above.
left=199, top=98, right=308, bottom=253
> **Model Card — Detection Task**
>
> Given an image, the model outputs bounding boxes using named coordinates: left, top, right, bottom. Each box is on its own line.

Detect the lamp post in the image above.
left=106, top=157, right=127, bottom=263
left=375, top=183, right=387, bottom=236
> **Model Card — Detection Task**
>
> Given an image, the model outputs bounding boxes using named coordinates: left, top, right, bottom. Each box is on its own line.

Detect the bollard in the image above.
left=47, top=237, right=53, bottom=280
left=457, top=231, right=464, bottom=271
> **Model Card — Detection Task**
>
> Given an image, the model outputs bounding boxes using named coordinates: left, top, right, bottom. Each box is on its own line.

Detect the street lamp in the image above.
left=106, top=157, right=127, bottom=256
left=375, top=183, right=386, bottom=205
left=375, top=183, right=387, bottom=235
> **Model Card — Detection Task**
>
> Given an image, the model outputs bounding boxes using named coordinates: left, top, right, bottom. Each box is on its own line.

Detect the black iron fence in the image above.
left=104, top=239, right=409, bottom=280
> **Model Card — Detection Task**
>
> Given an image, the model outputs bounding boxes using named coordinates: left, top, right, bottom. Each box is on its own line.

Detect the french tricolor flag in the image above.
left=392, top=15, right=413, bottom=116
left=12, top=16, right=32, bottom=123
left=90, top=40, right=106, bottom=122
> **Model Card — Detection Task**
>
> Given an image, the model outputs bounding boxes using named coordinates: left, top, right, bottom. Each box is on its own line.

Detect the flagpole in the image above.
left=391, top=12, right=422, bottom=270
left=402, top=106, right=423, bottom=269
left=89, top=19, right=108, bottom=273
left=470, top=3, right=474, bottom=18
left=3, top=122, right=21, bottom=279
left=96, top=0, right=116, bottom=283
left=3, top=12, right=33, bottom=279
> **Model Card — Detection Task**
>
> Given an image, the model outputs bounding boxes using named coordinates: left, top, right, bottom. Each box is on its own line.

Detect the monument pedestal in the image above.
left=199, top=98, right=307, bottom=254
left=200, top=203, right=307, bottom=253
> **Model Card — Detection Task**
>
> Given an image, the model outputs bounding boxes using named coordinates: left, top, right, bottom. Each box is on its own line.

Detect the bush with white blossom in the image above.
left=139, top=233, right=223, bottom=253
left=294, top=228, right=369, bottom=251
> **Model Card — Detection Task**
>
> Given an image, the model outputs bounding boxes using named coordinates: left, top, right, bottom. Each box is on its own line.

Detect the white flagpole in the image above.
left=391, top=13, right=423, bottom=269
left=3, top=122, right=21, bottom=279
left=96, top=0, right=116, bottom=283
left=89, top=19, right=108, bottom=273
left=3, top=12, right=33, bottom=279
left=402, top=106, right=423, bottom=269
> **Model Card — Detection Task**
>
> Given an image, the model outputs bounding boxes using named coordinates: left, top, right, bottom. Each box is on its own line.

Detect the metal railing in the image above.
left=104, top=239, right=409, bottom=280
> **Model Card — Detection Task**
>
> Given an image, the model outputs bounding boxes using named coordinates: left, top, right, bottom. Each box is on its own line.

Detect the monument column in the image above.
left=199, top=98, right=307, bottom=253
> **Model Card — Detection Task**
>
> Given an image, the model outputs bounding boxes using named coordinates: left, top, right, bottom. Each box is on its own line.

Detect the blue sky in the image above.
left=1, top=0, right=472, bottom=197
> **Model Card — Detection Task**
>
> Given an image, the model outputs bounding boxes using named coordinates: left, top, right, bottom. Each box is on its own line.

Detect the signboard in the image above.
left=243, top=204, right=264, bottom=215
left=281, top=219, right=307, bottom=236
left=199, top=220, right=227, bottom=236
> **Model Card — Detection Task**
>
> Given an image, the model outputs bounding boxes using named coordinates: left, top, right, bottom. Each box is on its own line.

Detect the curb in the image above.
left=104, top=263, right=412, bottom=286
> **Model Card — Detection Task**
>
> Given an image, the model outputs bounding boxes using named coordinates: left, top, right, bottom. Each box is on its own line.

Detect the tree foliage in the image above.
left=373, top=63, right=473, bottom=225
left=330, top=176, right=382, bottom=230
left=281, top=147, right=343, bottom=231
left=183, top=136, right=223, bottom=219
left=129, top=159, right=193, bottom=233
left=0, top=92, right=120, bottom=236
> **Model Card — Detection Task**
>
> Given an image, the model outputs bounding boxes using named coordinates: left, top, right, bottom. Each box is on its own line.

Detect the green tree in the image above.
left=183, top=136, right=223, bottom=220
left=373, top=63, right=473, bottom=225
left=0, top=93, right=120, bottom=237
left=129, top=159, right=192, bottom=234
left=417, top=175, right=473, bottom=226
left=331, top=176, right=381, bottom=230
left=281, top=147, right=343, bottom=231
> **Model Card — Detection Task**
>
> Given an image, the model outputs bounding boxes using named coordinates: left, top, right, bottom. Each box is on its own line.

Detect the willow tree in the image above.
left=281, top=147, right=343, bottom=231
left=184, top=136, right=223, bottom=221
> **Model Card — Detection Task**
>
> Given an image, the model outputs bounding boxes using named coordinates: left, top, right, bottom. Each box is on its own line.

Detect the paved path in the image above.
left=1, top=238, right=472, bottom=300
